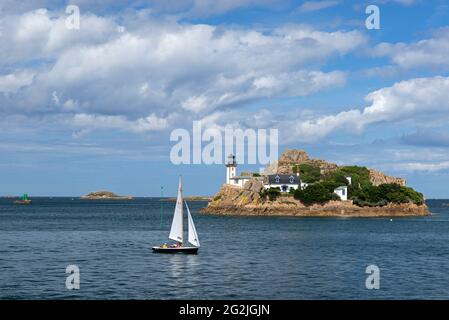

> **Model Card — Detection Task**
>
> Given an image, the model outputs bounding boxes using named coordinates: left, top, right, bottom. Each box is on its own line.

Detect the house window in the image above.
left=289, top=176, right=294, bottom=183
left=275, top=175, right=280, bottom=183
left=342, top=189, right=345, bottom=196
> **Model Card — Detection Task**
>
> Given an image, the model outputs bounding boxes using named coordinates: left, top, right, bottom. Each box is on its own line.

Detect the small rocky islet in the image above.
left=203, top=149, right=429, bottom=217
left=80, top=191, right=133, bottom=200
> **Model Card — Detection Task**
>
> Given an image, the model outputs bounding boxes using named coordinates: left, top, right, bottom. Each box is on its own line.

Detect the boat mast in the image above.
left=180, top=175, right=183, bottom=245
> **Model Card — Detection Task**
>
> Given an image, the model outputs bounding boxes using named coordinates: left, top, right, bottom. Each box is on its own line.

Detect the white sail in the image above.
left=186, top=201, right=200, bottom=247
left=169, top=176, right=183, bottom=243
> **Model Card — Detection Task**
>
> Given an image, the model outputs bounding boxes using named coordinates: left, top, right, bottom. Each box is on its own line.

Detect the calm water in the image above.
left=0, top=197, right=449, bottom=299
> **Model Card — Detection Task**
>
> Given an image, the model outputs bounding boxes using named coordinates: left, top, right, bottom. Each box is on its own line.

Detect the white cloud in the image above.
left=397, top=161, right=449, bottom=172
left=72, top=113, right=169, bottom=134
left=294, top=76, right=449, bottom=141
left=0, top=70, right=35, bottom=94
left=0, top=8, right=117, bottom=67
left=181, top=70, right=346, bottom=113
left=0, top=8, right=365, bottom=136
left=373, top=27, right=449, bottom=70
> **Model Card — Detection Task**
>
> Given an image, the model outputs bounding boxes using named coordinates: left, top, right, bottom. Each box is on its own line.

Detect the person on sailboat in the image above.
left=170, top=242, right=181, bottom=248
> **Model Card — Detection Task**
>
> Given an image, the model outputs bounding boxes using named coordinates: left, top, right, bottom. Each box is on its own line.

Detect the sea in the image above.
left=0, top=197, right=448, bottom=300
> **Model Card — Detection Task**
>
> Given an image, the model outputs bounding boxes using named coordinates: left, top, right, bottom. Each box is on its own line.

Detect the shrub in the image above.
left=260, top=187, right=281, bottom=201
left=323, top=166, right=371, bottom=197
left=295, top=164, right=321, bottom=183
left=338, top=166, right=371, bottom=187
left=404, top=187, right=424, bottom=205
left=288, top=163, right=426, bottom=207
left=293, top=183, right=340, bottom=206
left=352, top=183, right=424, bottom=207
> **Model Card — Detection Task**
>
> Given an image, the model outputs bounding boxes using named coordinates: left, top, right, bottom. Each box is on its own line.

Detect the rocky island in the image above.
left=80, top=191, right=133, bottom=200
left=202, top=150, right=429, bottom=217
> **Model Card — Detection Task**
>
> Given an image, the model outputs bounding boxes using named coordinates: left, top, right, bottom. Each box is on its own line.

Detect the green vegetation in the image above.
left=293, top=183, right=340, bottom=205
left=352, top=183, right=424, bottom=206
left=259, top=187, right=281, bottom=201
left=293, top=164, right=321, bottom=183
left=289, top=164, right=424, bottom=207
left=252, top=173, right=261, bottom=177
left=323, top=166, right=371, bottom=196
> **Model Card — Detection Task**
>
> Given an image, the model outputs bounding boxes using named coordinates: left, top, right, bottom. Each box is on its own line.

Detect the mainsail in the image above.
left=169, top=176, right=183, bottom=243
left=186, top=201, right=200, bottom=247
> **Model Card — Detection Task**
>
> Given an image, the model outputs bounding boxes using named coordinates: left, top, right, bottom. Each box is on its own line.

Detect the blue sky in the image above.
left=1, top=0, right=449, bottom=197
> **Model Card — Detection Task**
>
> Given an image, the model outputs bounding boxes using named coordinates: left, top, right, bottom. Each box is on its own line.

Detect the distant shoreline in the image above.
left=162, top=196, right=212, bottom=202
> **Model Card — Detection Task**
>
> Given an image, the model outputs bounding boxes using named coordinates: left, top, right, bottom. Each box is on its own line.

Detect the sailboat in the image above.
left=152, top=176, right=200, bottom=254
left=14, top=193, right=32, bottom=205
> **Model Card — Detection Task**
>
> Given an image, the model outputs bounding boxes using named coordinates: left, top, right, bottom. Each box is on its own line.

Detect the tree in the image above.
left=352, top=183, right=424, bottom=207
left=294, top=183, right=340, bottom=205
left=297, top=164, right=321, bottom=183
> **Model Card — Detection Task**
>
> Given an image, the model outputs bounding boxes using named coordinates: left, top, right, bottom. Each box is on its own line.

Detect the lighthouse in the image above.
left=225, top=154, right=237, bottom=184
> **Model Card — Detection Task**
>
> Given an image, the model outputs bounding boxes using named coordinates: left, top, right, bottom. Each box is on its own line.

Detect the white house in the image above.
left=334, top=186, right=348, bottom=201
left=264, top=174, right=301, bottom=193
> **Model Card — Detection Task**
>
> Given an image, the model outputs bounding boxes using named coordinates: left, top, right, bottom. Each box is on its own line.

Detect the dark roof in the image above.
left=267, top=174, right=300, bottom=185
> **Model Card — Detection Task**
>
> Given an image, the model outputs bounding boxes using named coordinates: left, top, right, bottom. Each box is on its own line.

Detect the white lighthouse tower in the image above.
left=226, top=154, right=237, bottom=185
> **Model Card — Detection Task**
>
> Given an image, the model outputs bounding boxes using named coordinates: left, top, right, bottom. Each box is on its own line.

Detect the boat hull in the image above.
left=14, top=200, right=32, bottom=205
left=152, top=246, right=198, bottom=254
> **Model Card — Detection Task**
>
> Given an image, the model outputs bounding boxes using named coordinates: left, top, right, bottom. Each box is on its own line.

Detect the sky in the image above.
left=1, top=0, right=449, bottom=197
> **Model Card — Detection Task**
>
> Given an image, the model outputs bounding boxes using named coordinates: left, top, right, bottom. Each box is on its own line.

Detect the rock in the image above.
left=209, top=181, right=262, bottom=208
left=243, top=180, right=264, bottom=193
left=262, top=160, right=278, bottom=175
left=369, top=169, right=406, bottom=186
left=263, top=149, right=339, bottom=175
left=81, top=191, right=133, bottom=200
left=279, top=149, right=310, bottom=163
left=202, top=196, right=429, bottom=217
